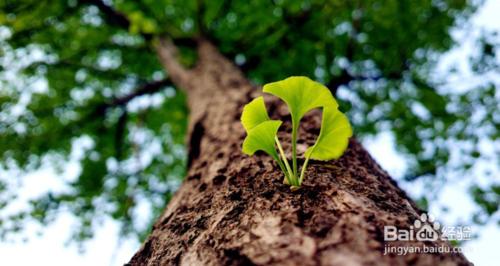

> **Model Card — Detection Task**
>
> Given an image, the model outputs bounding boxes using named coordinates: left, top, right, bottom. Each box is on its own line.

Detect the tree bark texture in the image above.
left=127, top=39, right=471, bottom=266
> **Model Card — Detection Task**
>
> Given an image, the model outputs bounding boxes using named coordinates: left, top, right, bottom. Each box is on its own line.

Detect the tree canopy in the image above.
left=0, top=0, right=498, bottom=244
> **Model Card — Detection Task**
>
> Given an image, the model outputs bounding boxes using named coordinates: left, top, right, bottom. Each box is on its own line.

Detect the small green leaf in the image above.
left=263, top=76, right=338, bottom=126
left=241, top=96, right=270, bottom=131
left=242, top=120, right=282, bottom=161
left=305, top=106, right=352, bottom=160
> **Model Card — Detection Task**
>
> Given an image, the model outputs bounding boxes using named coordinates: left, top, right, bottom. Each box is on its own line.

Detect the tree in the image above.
left=0, top=0, right=497, bottom=259
left=128, top=38, right=471, bottom=265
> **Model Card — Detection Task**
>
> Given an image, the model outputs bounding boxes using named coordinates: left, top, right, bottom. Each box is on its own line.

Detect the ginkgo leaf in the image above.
left=262, top=76, right=338, bottom=126
left=241, top=96, right=270, bottom=131
left=242, top=120, right=282, bottom=161
left=305, top=107, right=352, bottom=160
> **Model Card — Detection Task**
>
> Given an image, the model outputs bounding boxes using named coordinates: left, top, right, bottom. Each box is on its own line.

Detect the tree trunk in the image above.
left=127, top=39, right=471, bottom=266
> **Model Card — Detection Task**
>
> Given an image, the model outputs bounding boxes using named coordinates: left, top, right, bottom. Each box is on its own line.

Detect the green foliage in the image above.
left=0, top=0, right=498, bottom=246
left=305, top=106, right=352, bottom=161
left=242, top=76, right=352, bottom=188
left=129, top=11, right=159, bottom=34
left=263, top=76, right=339, bottom=126
left=0, top=0, right=190, bottom=244
left=241, top=96, right=270, bottom=131
left=242, top=120, right=282, bottom=162
left=470, top=185, right=500, bottom=225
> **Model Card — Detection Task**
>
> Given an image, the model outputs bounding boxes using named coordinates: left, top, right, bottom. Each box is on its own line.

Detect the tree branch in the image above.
left=155, top=38, right=192, bottom=89
left=115, top=109, right=128, bottom=160
left=92, top=79, right=172, bottom=118
left=113, top=79, right=173, bottom=107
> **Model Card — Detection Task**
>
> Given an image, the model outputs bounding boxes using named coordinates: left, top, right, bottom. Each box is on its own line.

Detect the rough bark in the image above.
left=127, top=39, right=471, bottom=266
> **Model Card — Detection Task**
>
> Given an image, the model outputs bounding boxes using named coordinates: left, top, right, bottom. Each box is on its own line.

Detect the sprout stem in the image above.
left=275, top=136, right=294, bottom=184
left=276, top=158, right=290, bottom=184
left=299, top=155, right=310, bottom=185
left=291, top=124, right=298, bottom=179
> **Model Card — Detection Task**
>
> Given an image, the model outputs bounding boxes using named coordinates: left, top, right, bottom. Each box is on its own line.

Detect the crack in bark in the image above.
left=187, top=119, right=205, bottom=168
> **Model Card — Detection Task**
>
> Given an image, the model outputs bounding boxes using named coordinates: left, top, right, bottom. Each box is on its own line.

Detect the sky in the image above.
left=0, top=0, right=499, bottom=265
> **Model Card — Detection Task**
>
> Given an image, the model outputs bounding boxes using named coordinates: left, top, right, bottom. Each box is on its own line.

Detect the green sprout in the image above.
left=241, top=76, right=353, bottom=190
